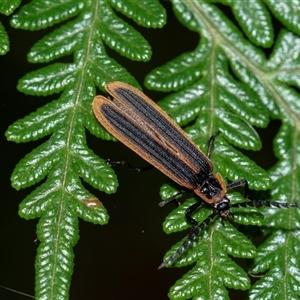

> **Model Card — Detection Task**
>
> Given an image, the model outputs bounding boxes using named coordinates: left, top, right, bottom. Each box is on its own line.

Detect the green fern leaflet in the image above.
left=0, top=0, right=21, bottom=54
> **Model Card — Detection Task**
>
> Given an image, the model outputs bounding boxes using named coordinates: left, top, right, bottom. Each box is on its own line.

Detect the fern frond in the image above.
left=5, top=1, right=166, bottom=299
left=145, top=1, right=300, bottom=299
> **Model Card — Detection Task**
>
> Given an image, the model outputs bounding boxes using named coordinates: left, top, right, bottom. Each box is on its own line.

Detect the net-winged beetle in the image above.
left=92, top=81, right=300, bottom=269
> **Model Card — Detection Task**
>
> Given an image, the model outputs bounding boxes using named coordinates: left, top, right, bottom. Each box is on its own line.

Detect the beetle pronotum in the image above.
left=92, top=81, right=299, bottom=269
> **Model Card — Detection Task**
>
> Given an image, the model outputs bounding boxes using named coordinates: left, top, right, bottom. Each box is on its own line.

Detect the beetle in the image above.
left=92, top=81, right=299, bottom=269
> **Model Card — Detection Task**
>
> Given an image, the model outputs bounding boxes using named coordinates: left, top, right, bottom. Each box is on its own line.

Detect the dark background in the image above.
left=0, top=1, right=280, bottom=299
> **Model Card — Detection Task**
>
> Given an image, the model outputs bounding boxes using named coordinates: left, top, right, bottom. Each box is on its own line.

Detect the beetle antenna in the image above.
left=231, top=199, right=300, bottom=209
left=158, top=212, right=218, bottom=269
